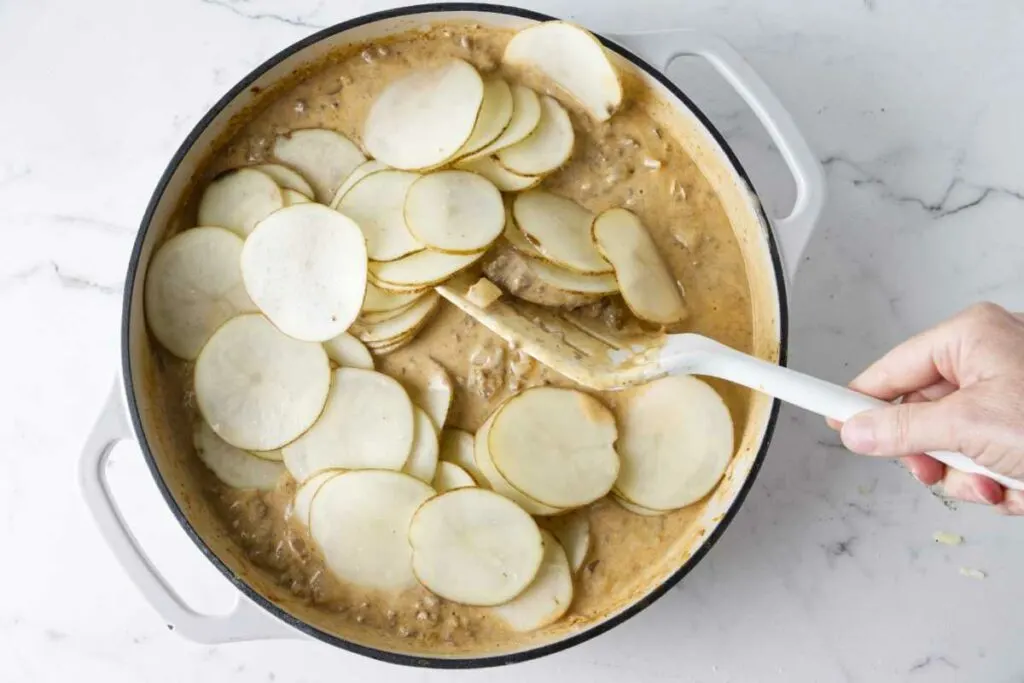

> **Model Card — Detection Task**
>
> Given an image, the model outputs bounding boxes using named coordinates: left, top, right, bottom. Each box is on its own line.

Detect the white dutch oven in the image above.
left=79, top=4, right=824, bottom=668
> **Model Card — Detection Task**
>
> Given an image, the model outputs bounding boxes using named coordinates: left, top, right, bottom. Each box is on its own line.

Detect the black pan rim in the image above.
left=121, top=1, right=789, bottom=669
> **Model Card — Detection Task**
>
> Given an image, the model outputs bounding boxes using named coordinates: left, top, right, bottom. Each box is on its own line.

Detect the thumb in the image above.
left=840, top=399, right=960, bottom=457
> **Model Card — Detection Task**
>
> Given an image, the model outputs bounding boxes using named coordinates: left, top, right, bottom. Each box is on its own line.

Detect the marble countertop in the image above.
left=3, top=0, right=1023, bottom=680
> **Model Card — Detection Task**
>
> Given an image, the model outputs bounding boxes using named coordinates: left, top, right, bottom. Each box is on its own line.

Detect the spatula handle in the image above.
left=677, top=338, right=1024, bottom=491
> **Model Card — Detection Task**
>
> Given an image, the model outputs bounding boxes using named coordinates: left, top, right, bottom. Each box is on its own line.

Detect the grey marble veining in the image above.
left=1, top=0, right=1023, bottom=681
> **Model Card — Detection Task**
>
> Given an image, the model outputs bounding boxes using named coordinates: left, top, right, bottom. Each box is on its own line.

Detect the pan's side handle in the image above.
left=79, top=380, right=298, bottom=643
left=607, top=30, right=826, bottom=280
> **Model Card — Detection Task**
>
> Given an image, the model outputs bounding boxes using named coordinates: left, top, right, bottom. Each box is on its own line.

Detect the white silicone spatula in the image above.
left=436, top=273, right=1024, bottom=491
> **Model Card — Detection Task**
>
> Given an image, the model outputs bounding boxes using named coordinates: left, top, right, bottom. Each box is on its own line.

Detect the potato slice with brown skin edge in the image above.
left=496, top=96, right=574, bottom=176
left=291, top=469, right=343, bottom=525
left=463, top=84, right=542, bottom=161
left=503, top=21, right=623, bottom=122
left=540, top=511, right=590, bottom=573
left=254, top=163, right=314, bottom=198
left=198, top=168, right=283, bottom=237
left=456, top=155, right=541, bottom=192
left=491, top=529, right=573, bottom=631
left=241, top=204, right=367, bottom=342
left=369, top=250, right=484, bottom=288
left=439, top=429, right=488, bottom=487
left=404, top=171, right=504, bottom=254
left=282, top=189, right=311, bottom=206
left=527, top=258, right=619, bottom=295
left=489, top=386, right=619, bottom=508
left=351, top=292, right=439, bottom=344
left=612, top=492, right=666, bottom=517
left=404, top=407, right=440, bottom=483
left=592, top=207, right=687, bottom=324
left=474, top=414, right=562, bottom=516
left=513, top=190, right=610, bottom=274
left=322, top=332, right=373, bottom=370
left=361, top=279, right=425, bottom=314
left=273, top=129, right=366, bottom=203
left=194, top=314, right=330, bottom=451
left=329, top=160, right=388, bottom=209
left=281, top=368, right=416, bottom=477
left=455, top=78, right=514, bottom=158
left=402, top=358, right=454, bottom=431
left=409, top=488, right=544, bottom=606
left=310, top=470, right=434, bottom=591
left=337, top=169, right=424, bottom=262
left=614, top=375, right=734, bottom=511
left=433, top=461, right=477, bottom=493
left=364, top=59, right=484, bottom=170
left=193, top=419, right=285, bottom=491
left=144, top=227, right=257, bottom=361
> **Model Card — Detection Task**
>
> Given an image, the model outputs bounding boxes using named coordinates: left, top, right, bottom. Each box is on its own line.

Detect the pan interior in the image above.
left=124, top=8, right=782, bottom=664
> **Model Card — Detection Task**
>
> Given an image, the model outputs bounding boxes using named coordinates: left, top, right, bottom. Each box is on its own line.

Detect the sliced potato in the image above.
left=612, top=492, right=666, bottom=517
left=197, top=168, right=283, bottom=237
left=282, top=188, right=311, bottom=206
left=409, top=488, right=543, bottom=606
left=503, top=215, right=545, bottom=260
left=273, top=129, right=366, bottom=202
left=370, top=249, right=484, bottom=288
left=513, top=191, right=610, bottom=274
left=456, top=155, right=540, bottom=192
left=404, top=358, right=453, bottom=430
left=292, top=469, right=342, bottom=526
left=474, top=415, right=562, bottom=516
left=592, top=208, right=687, bottom=324
left=503, top=21, right=622, bottom=122
left=404, top=171, right=504, bottom=254
left=541, top=511, right=590, bottom=573
left=367, top=272, right=433, bottom=294
left=322, top=332, right=374, bottom=369
left=359, top=298, right=422, bottom=325
left=254, top=163, right=314, bottom=198
left=195, top=314, right=330, bottom=451
left=329, top=159, right=388, bottom=208
left=465, top=85, right=542, bottom=160
left=362, top=279, right=426, bottom=314
left=492, top=529, right=573, bottom=631
left=433, top=461, right=477, bottom=493
left=247, top=447, right=283, bottom=463
left=490, top=387, right=619, bottom=508
left=455, top=78, right=514, bottom=158
left=364, top=59, right=484, bottom=170
left=528, top=258, right=619, bottom=294
left=351, top=292, right=439, bottom=344
left=440, top=429, right=487, bottom=487
left=367, top=334, right=415, bottom=356
left=144, top=227, right=257, bottom=360
left=336, top=170, right=424, bottom=262
left=281, top=368, right=416, bottom=479
left=496, top=96, right=574, bottom=176
left=614, top=376, right=734, bottom=510
left=193, top=419, right=284, bottom=490
left=404, top=407, right=440, bottom=483
left=241, top=203, right=367, bottom=342
left=310, top=470, right=434, bottom=591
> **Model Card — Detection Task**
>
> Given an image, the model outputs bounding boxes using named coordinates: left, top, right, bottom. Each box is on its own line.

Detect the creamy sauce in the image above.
left=156, top=22, right=755, bottom=655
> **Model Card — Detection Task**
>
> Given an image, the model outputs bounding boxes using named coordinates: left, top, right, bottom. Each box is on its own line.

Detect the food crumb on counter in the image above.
left=959, top=567, right=987, bottom=580
left=932, top=531, right=963, bottom=546
left=466, top=277, right=503, bottom=308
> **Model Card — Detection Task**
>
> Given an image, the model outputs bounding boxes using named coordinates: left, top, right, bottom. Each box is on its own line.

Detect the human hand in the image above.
left=831, top=303, right=1024, bottom=514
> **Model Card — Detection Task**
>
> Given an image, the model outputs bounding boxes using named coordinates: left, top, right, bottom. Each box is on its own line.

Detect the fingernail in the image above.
left=1003, top=490, right=1024, bottom=515
left=841, top=416, right=877, bottom=454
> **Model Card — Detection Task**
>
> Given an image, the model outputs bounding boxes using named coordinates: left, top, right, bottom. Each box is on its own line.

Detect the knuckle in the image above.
left=965, top=301, right=1008, bottom=327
